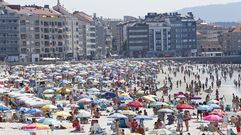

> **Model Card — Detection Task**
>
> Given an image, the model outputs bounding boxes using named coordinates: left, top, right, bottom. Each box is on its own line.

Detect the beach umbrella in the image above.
left=38, top=118, right=60, bottom=126
left=78, top=98, right=92, bottom=103
left=26, top=108, right=42, bottom=114
left=210, top=109, right=226, bottom=116
left=119, top=93, right=129, bottom=97
left=149, top=129, right=173, bottom=135
left=136, top=90, right=144, bottom=95
left=67, top=104, right=79, bottom=108
left=119, top=110, right=137, bottom=116
left=60, top=80, right=70, bottom=85
left=207, top=100, right=219, bottom=104
left=43, top=89, right=55, bottom=94
left=176, top=95, right=186, bottom=98
left=157, top=108, right=174, bottom=113
left=104, top=92, right=116, bottom=98
left=79, top=95, right=90, bottom=99
left=143, top=96, right=156, bottom=102
left=76, top=110, right=91, bottom=118
left=134, top=115, right=153, bottom=120
left=118, top=96, right=133, bottom=101
left=0, top=105, right=10, bottom=111
left=208, top=104, right=221, bottom=109
left=150, top=102, right=170, bottom=107
left=176, top=104, right=194, bottom=110
left=41, top=105, right=57, bottom=112
left=88, top=87, right=100, bottom=92
left=54, top=111, right=71, bottom=117
left=197, top=105, right=213, bottom=111
left=203, top=114, right=223, bottom=122
left=21, top=123, right=50, bottom=130
left=107, top=113, right=127, bottom=119
left=127, top=101, right=144, bottom=108
left=79, top=79, right=86, bottom=84
left=16, top=107, right=29, bottom=112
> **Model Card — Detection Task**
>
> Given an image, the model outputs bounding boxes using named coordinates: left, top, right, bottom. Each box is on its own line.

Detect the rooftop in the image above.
left=9, top=5, right=61, bottom=16
left=73, top=11, right=93, bottom=23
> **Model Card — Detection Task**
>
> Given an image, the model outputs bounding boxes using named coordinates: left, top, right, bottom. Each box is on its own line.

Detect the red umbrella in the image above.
left=203, top=114, right=223, bottom=122
left=176, top=104, right=194, bottom=110
left=127, top=101, right=144, bottom=108
left=210, top=109, right=226, bottom=116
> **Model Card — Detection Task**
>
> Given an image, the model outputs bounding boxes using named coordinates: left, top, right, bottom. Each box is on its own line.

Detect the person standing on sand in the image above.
left=176, top=110, right=184, bottom=132
left=183, top=110, right=191, bottom=132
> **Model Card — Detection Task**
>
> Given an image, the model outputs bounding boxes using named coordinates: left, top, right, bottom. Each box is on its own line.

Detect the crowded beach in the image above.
left=0, top=60, right=241, bottom=135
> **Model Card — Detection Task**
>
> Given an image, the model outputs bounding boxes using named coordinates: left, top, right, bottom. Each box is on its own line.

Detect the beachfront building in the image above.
left=219, top=25, right=241, bottom=56
left=8, top=5, right=67, bottom=63
left=93, top=14, right=113, bottom=59
left=127, top=22, right=149, bottom=58
left=144, top=12, right=197, bottom=57
left=73, top=11, right=97, bottom=59
left=147, top=22, right=171, bottom=57
left=197, top=22, right=225, bottom=57
left=0, top=1, right=20, bottom=62
left=53, top=1, right=84, bottom=60
left=104, top=19, right=122, bottom=55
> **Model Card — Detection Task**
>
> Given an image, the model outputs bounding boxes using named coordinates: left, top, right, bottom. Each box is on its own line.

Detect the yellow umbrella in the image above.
left=143, top=96, right=156, bottom=102
left=54, top=111, right=71, bottom=117
left=41, top=105, right=57, bottom=112
left=119, top=93, right=129, bottom=97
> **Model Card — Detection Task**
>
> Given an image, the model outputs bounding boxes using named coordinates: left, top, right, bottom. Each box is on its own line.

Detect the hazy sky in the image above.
left=6, top=0, right=241, bottom=18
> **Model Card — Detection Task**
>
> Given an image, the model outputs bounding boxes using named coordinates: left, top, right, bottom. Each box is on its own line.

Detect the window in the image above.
left=58, top=42, right=63, bottom=46
left=35, top=27, right=40, bottom=32
left=35, top=34, right=40, bottom=39
left=35, top=42, right=40, bottom=46
left=59, top=47, right=63, bottom=52
left=20, top=20, right=25, bottom=25
left=21, top=34, right=26, bottom=39
left=35, top=49, right=40, bottom=53
left=35, top=20, right=39, bottom=25
left=45, top=48, right=49, bottom=53
left=22, top=41, right=26, bottom=46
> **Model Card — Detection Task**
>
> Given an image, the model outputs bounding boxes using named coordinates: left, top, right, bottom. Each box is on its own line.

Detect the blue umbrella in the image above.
left=107, top=113, right=127, bottom=119
left=134, top=115, right=153, bottom=120
left=38, top=118, right=60, bottom=126
left=0, top=105, right=10, bottom=111
left=208, top=104, right=221, bottom=109
left=197, top=105, right=213, bottom=111
left=60, top=80, right=70, bottom=85
left=118, top=96, right=133, bottom=101
left=104, top=92, right=116, bottom=98
left=16, top=107, right=29, bottom=112
left=26, top=108, right=42, bottom=114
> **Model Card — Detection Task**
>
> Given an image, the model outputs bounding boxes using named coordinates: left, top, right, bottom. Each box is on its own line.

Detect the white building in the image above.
left=53, top=1, right=84, bottom=60
left=9, top=5, right=66, bottom=62
left=74, top=11, right=96, bottom=58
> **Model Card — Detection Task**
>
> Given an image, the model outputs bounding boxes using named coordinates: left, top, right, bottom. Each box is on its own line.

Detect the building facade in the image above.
left=127, top=22, right=149, bottom=57
left=197, top=23, right=225, bottom=57
left=219, top=25, right=241, bottom=55
left=148, top=22, right=171, bottom=57
left=73, top=11, right=96, bottom=59
left=9, top=5, right=67, bottom=62
left=0, top=3, right=19, bottom=61
left=53, top=2, right=84, bottom=60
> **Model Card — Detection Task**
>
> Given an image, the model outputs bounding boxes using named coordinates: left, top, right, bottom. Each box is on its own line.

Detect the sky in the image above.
left=6, top=0, right=241, bottom=19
